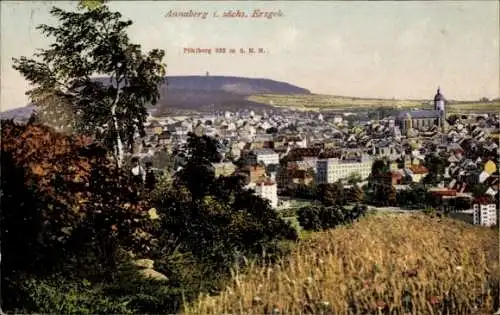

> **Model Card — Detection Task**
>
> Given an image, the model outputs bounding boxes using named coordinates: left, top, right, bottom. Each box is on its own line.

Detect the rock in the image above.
left=133, top=258, right=154, bottom=269
left=138, top=268, right=168, bottom=281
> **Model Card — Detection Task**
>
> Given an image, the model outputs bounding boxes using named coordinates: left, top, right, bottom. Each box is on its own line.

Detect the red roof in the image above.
left=474, top=196, right=495, bottom=205
left=256, top=177, right=276, bottom=186
left=240, top=165, right=265, bottom=173
left=391, top=171, right=402, bottom=179
left=409, top=165, right=429, bottom=174
left=431, top=189, right=457, bottom=197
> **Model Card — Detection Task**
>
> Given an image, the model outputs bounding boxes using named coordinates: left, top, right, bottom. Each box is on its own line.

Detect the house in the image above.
left=472, top=197, right=497, bottom=227
left=277, top=163, right=314, bottom=188
left=316, top=155, right=373, bottom=184
left=158, top=132, right=171, bottom=146
left=407, top=165, right=429, bottom=183
left=290, top=169, right=314, bottom=186
left=249, top=177, right=278, bottom=209
left=391, top=170, right=404, bottom=186
left=248, top=148, right=280, bottom=166
left=237, top=165, right=267, bottom=183
left=145, top=120, right=164, bottom=136
left=333, top=115, right=343, bottom=124
left=211, top=162, right=236, bottom=178
left=287, top=147, right=321, bottom=169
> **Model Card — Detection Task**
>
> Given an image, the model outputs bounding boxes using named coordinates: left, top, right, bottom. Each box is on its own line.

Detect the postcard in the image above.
left=1, top=1, right=499, bottom=315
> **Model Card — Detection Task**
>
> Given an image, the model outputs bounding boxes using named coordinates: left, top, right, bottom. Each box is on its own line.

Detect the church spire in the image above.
left=433, top=87, right=446, bottom=133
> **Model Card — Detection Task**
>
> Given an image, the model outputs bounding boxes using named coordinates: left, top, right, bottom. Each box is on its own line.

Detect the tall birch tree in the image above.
left=13, top=0, right=166, bottom=168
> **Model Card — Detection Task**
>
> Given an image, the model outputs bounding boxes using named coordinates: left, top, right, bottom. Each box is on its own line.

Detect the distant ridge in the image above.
left=0, top=76, right=311, bottom=118
left=0, top=105, right=35, bottom=121
left=165, top=75, right=311, bottom=95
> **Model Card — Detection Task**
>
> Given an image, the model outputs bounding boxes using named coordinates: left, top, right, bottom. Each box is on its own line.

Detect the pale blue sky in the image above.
left=1, top=1, right=499, bottom=111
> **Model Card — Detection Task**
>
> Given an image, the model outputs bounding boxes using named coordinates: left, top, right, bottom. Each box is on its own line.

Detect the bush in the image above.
left=1, top=120, right=157, bottom=310
left=422, top=207, right=437, bottom=217
left=279, top=207, right=299, bottom=218
left=151, top=133, right=298, bottom=273
left=11, top=276, right=133, bottom=315
left=10, top=269, right=194, bottom=315
left=151, top=184, right=298, bottom=273
left=298, top=204, right=367, bottom=231
left=297, top=206, right=324, bottom=231
left=1, top=127, right=299, bottom=314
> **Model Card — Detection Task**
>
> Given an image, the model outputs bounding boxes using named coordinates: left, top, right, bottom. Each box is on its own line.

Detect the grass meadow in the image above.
left=185, top=213, right=499, bottom=315
left=247, top=94, right=500, bottom=113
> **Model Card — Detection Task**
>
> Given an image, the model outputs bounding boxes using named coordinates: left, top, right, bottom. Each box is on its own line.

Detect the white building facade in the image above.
left=247, top=180, right=278, bottom=209
left=472, top=202, right=497, bottom=227
left=316, top=156, right=373, bottom=184
left=251, top=148, right=280, bottom=166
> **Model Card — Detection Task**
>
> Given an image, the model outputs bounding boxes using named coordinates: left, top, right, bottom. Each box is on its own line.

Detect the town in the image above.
left=133, top=88, right=499, bottom=228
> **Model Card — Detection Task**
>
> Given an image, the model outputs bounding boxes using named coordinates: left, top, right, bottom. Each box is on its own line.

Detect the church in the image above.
left=396, top=88, right=447, bottom=135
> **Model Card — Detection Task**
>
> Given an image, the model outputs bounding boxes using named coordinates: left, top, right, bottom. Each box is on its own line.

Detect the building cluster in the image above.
left=135, top=89, right=499, bottom=227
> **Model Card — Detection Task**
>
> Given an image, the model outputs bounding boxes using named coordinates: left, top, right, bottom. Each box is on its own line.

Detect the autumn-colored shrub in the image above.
left=1, top=120, right=157, bottom=309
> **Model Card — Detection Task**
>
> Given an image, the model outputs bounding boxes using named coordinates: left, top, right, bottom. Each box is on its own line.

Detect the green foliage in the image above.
left=471, top=183, right=488, bottom=198
left=422, top=207, right=437, bottom=217
left=11, top=264, right=197, bottom=315
left=316, top=182, right=345, bottom=206
left=172, top=135, right=296, bottom=253
left=297, top=206, right=323, bottom=231
left=184, top=132, right=222, bottom=164
left=370, top=158, right=390, bottom=179
left=347, top=184, right=365, bottom=203
left=1, top=120, right=157, bottom=310
left=1, top=120, right=299, bottom=315
left=346, top=172, right=363, bottom=185
left=147, top=149, right=174, bottom=171
left=12, top=2, right=166, bottom=166
left=297, top=204, right=367, bottom=231
left=173, top=132, right=222, bottom=197
left=12, top=276, right=132, bottom=315
left=423, top=154, right=446, bottom=186
left=279, top=207, right=299, bottom=218
left=286, top=183, right=316, bottom=199
left=366, top=159, right=396, bottom=206
left=454, top=196, right=472, bottom=211
left=397, top=184, right=432, bottom=209
left=151, top=179, right=298, bottom=273
left=141, top=132, right=299, bottom=306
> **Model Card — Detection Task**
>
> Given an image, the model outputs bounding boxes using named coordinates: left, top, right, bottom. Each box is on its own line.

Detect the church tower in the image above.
left=433, top=87, right=446, bottom=132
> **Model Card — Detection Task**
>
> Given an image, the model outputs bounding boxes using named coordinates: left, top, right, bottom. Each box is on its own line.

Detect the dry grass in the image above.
left=247, top=94, right=500, bottom=113
left=185, top=214, right=499, bottom=315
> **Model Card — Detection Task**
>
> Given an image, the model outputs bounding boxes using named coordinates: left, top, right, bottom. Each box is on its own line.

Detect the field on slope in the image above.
left=247, top=94, right=500, bottom=113
left=186, top=214, right=499, bottom=315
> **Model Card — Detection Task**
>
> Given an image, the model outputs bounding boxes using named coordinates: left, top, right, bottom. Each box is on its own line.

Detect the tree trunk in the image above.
left=111, top=103, right=124, bottom=169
